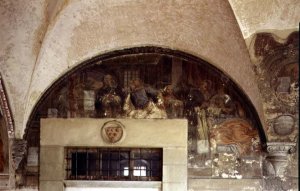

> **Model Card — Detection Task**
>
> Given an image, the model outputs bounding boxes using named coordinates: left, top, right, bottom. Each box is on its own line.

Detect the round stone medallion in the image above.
left=101, top=120, right=125, bottom=144
left=273, top=115, right=295, bottom=136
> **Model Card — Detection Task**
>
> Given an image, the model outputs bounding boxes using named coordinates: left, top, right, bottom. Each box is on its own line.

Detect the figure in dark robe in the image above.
left=95, top=74, right=124, bottom=117
left=162, top=85, right=184, bottom=118
left=123, top=79, right=167, bottom=119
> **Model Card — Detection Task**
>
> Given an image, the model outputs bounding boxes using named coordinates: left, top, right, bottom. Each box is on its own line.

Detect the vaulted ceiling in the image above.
left=0, top=0, right=299, bottom=138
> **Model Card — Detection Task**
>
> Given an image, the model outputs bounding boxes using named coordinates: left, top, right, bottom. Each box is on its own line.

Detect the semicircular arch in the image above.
left=25, top=46, right=267, bottom=147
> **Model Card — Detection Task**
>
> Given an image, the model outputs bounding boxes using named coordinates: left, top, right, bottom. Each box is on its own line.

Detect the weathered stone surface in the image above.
left=188, top=179, right=263, bottom=191
left=265, top=142, right=296, bottom=177
left=39, top=181, right=63, bottom=191
left=263, top=177, right=298, bottom=191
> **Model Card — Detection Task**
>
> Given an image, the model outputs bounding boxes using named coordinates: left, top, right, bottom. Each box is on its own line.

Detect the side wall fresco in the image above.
left=251, top=32, right=298, bottom=142
left=249, top=31, right=298, bottom=191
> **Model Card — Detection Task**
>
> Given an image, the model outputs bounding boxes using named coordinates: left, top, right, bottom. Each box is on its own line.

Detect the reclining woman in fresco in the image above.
left=209, top=118, right=261, bottom=156
left=193, top=81, right=246, bottom=155
left=95, top=74, right=124, bottom=117
left=201, top=84, right=259, bottom=156
left=123, top=78, right=167, bottom=119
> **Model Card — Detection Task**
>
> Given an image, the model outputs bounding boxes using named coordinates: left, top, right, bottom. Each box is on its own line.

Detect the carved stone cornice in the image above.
left=266, top=142, right=296, bottom=155
left=265, top=142, right=296, bottom=177
left=0, top=74, right=15, bottom=138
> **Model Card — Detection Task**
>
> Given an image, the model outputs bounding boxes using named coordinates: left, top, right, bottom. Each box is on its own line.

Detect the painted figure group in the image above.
left=94, top=74, right=244, bottom=121
left=95, top=75, right=167, bottom=119
left=50, top=72, right=259, bottom=160
left=93, top=74, right=260, bottom=157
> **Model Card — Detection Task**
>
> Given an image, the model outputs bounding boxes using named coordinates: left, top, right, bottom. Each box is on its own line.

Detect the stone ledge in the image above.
left=188, top=178, right=263, bottom=191
left=64, top=180, right=162, bottom=188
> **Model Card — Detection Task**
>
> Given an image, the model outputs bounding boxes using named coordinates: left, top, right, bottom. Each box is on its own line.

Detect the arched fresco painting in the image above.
left=26, top=48, right=265, bottom=179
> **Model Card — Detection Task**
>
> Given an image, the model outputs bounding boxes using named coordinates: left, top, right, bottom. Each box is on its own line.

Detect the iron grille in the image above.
left=65, top=147, right=162, bottom=181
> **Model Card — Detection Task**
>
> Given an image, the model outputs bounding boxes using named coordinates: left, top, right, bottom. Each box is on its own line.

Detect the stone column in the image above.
left=12, top=139, right=27, bottom=187
left=265, top=142, right=296, bottom=177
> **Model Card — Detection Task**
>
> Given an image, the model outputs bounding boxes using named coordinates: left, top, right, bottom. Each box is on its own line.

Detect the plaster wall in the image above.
left=40, top=118, right=187, bottom=191
left=228, top=0, right=300, bottom=39
left=23, top=0, right=265, bottom=139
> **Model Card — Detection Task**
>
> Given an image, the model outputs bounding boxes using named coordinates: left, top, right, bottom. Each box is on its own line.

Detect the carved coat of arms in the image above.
left=101, top=120, right=125, bottom=144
